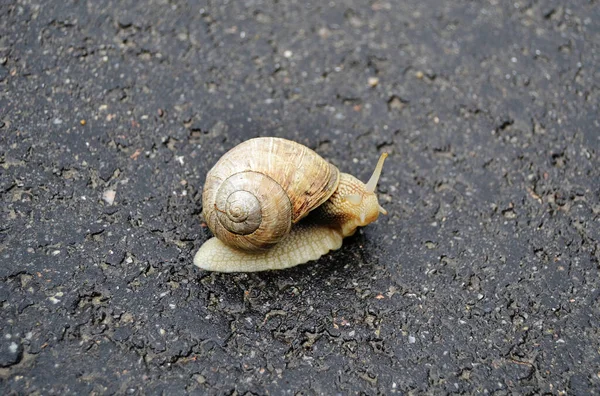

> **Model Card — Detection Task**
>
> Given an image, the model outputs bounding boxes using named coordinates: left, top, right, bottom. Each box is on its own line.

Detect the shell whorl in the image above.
left=211, top=171, right=292, bottom=250
left=202, top=137, right=340, bottom=252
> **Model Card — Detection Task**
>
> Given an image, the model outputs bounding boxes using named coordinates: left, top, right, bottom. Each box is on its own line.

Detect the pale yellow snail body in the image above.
left=193, top=137, right=388, bottom=272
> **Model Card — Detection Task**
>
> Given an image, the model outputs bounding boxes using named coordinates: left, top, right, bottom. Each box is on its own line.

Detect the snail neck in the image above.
left=307, top=173, right=382, bottom=237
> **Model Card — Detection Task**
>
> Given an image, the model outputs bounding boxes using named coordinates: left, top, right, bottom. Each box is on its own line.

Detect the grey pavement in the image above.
left=1, top=0, right=599, bottom=394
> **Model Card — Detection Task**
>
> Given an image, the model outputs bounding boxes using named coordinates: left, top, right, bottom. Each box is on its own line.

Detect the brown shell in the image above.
left=202, top=137, right=340, bottom=251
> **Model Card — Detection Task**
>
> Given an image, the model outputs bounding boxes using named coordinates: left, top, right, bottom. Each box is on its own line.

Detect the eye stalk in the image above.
left=366, top=152, right=388, bottom=215
left=365, top=152, right=388, bottom=193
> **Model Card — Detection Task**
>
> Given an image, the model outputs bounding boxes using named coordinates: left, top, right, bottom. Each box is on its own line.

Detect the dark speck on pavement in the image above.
left=1, top=0, right=599, bottom=394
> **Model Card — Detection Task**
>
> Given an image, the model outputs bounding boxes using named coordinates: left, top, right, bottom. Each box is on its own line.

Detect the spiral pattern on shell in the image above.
left=202, top=137, right=340, bottom=252
left=211, top=171, right=292, bottom=250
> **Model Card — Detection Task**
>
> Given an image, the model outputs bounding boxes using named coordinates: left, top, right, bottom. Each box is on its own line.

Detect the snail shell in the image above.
left=202, top=137, right=340, bottom=252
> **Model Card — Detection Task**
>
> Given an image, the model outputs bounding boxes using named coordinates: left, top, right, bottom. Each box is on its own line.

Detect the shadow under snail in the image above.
left=193, top=137, right=388, bottom=272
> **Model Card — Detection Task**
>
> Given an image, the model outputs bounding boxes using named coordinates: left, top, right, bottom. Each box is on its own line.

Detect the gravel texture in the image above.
left=1, top=0, right=599, bottom=394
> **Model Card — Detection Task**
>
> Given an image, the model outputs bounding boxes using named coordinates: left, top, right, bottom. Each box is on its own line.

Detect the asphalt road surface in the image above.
left=1, top=0, right=599, bottom=394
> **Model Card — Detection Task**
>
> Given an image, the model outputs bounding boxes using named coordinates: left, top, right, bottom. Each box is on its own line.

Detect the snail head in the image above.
left=316, top=153, right=388, bottom=237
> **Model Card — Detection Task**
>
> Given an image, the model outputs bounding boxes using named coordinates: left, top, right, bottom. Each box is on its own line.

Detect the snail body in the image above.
left=194, top=137, right=388, bottom=272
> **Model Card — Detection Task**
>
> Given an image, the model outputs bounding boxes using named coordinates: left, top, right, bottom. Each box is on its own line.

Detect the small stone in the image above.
left=118, top=15, right=133, bottom=28
left=193, top=373, right=206, bottom=384
left=105, top=249, right=125, bottom=266
left=502, top=208, right=516, bottom=219
left=388, top=95, right=408, bottom=111
left=210, top=120, right=228, bottom=135
left=415, top=71, right=424, bottom=79
left=408, top=335, right=416, bottom=343
left=0, top=341, right=23, bottom=367
left=102, top=189, right=116, bottom=205
left=424, top=241, right=437, bottom=249
left=317, top=27, right=331, bottom=39
left=283, top=50, right=293, bottom=58
left=112, top=327, right=132, bottom=342
left=368, top=77, right=379, bottom=87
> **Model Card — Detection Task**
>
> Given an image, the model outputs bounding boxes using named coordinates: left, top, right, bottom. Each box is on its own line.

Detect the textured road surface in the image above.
left=1, top=0, right=599, bottom=394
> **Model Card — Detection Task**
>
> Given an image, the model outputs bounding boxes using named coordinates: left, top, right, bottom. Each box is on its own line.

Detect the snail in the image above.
left=193, top=137, right=388, bottom=272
